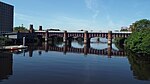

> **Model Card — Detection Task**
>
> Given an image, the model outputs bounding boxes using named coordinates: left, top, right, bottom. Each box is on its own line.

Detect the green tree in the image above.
left=129, top=19, right=150, bottom=32
left=13, top=26, right=28, bottom=32
left=125, top=28, right=150, bottom=54
left=0, top=36, right=13, bottom=46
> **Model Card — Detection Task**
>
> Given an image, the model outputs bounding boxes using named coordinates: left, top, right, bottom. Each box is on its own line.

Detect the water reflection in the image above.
left=127, top=52, right=150, bottom=80
left=27, top=42, right=126, bottom=57
left=0, top=41, right=150, bottom=83
left=0, top=52, right=13, bottom=82
left=26, top=42, right=150, bottom=81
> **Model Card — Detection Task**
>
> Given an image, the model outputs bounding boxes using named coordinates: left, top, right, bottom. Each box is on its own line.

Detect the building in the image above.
left=120, top=26, right=131, bottom=32
left=0, top=1, right=13, bottom=35
left=0, top=52, right=13, bottom=80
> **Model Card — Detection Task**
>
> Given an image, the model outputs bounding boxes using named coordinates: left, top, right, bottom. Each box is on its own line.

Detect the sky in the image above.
left=1, top=0, right=150, bottom=31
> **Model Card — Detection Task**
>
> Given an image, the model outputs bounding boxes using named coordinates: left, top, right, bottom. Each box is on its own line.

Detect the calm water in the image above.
left=0, top=41, right=150, bottom=84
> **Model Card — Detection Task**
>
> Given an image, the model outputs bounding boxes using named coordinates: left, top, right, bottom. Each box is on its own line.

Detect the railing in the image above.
left=35, top=30, right=132, bottom=33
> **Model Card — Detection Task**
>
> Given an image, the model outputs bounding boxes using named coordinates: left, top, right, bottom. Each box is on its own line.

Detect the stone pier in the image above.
left=108, top=31, right=112, bottom=45
left=45, top=30, right=49, bottom=42
left=84, top=44, right=89, bottom=55
left=63, top=31, right=68, bottom=43
left=107, top=45, right=112, bottom=58
left=84, top=31, right=90, bottom=48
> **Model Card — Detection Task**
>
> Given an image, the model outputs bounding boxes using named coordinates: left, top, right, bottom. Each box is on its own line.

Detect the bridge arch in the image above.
left=35, top=30, right=131, bottom=45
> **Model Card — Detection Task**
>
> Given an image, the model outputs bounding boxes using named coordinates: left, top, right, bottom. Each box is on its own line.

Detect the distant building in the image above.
left=120, top=26, right=131, bottom=32
left=0, top=1, right=14, bottom=35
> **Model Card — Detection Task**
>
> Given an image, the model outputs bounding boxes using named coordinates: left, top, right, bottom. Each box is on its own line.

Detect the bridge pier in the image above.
left=45, top=42, right=48, bottom=52
left=84, top=31, right=90, bottom=48
left=63, top=30, right=72, bottom=47
left=84, top=44, right=89, bottom=55
left=45, top=30, right=49, bottom=42
left=63, top=31, right=68, bottom=43
left=63, top=45, right=67, bottom=54
left=108, top=31, right=112, bottom=45
left=107, top=45, right=112, bottom=58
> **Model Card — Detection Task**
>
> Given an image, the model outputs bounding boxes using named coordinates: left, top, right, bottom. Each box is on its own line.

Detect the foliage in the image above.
left=125, top=28, right=150, bottom=54
left=0, top=36, right=13, bottom=46
left=13, top=26, right=28, bottom=32
left=129, top=19, right=150, bottom=32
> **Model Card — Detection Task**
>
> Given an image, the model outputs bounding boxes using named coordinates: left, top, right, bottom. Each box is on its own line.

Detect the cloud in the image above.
left=85, top=0, right=100, bottom=21
left=52, top=16, right=91, bottom=30
left=92, top=10, right=99, bottom=20
left=106, top=14, right=123, bottom=30
left=50, top=16, right=101, bottom=31
left=85, top=0, right=98, bottom=11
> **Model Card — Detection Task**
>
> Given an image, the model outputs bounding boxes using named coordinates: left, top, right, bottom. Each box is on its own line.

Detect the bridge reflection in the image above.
left=27, top=42, right=127, bottom=57
left=21, top=44, right=150, bottom=81
left=0, top=46, right=150, bottom=82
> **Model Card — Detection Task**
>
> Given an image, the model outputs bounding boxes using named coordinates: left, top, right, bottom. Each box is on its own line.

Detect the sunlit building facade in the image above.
left=0, top=1, right=13, bottom=35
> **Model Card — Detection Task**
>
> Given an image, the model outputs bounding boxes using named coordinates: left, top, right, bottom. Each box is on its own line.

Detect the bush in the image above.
left=130, top=19, right=150, bottom=32
left=125, top=29, right=150, bottom=54
left=0, top=36, right=13, bottom=46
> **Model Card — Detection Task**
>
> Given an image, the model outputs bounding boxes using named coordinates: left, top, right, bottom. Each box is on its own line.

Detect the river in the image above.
left=0, top=40, right=150, bottom=84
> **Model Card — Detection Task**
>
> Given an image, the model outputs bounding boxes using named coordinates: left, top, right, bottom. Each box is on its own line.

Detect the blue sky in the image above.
left=2, top=0, right=150, bottom=31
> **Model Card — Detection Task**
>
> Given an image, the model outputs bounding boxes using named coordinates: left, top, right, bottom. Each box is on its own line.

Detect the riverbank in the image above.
left=114, top=19, right=150, bottom=55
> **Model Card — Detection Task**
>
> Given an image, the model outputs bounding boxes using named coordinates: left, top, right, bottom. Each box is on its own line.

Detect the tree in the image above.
left=0, top=36, right=13, bottom=46
left=125, top=28, right=150, bottom=54
left=13, top=26, right=28, bottom=32
left=129, top=19, right=150, bottom=32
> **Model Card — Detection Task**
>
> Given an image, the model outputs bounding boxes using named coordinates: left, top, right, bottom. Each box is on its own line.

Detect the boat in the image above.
left=0, top=45, right=28, bottom=50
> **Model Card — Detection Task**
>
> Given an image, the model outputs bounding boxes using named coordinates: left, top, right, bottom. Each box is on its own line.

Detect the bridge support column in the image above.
left=84, top=44, right=89, bottom=55
left=63, top=31, right=68, bottom=43
left=84, top=31, right=90, bottom=48
left=108, top=31, right=112, bottom=45
left=107, top=45, right=112, bottom=58
left=63, top=44, right=67, bottom=54
left=45, top=42, right=48, bottom=52
left=45, top=30, right=49, bottom=42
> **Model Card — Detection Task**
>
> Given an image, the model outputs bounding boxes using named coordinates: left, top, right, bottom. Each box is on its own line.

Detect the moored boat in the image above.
left=0, top=45, right=28, bottom=50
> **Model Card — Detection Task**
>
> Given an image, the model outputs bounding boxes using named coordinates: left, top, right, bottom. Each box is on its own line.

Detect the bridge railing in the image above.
left=35, top=30, right=132, bottom=34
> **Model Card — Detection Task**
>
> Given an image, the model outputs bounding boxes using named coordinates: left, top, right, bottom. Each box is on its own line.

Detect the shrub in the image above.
left=125, top=29, right=150, bottom=54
